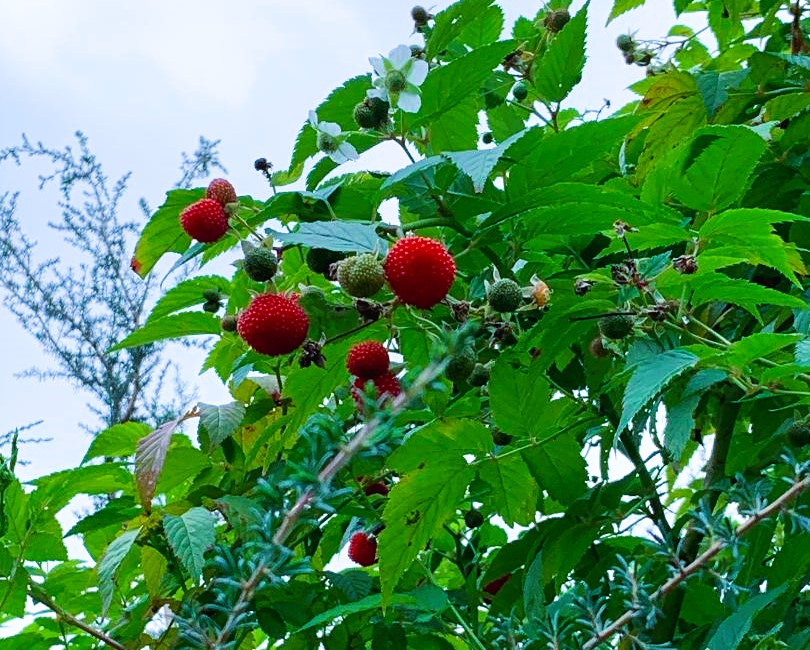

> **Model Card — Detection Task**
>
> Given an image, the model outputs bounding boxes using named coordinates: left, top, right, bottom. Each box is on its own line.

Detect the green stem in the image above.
left=403, top=218, right=472, bottom=237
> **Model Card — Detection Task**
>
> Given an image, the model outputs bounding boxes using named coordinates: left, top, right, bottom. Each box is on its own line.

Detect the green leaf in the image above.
left=460, top=4, right=504, bottom=48
left=198, top=401, right=246, bottom=450
left=388, top=418, right=492, bottom=474
left=533, top=4, right=587, bottom=103
left=83, top=422, right=151, bottom=462
left=66, top=496, right=140, bottom=536
left=674, top=126, right=767, bottom=212
left=141, top=546, right=168, bottom=598
left=0, top=570, right=28, bottom=618
left=694, top=70, right=747, bottom=117
left=664, top=369, right=727, bottom=458
left=30, top=464, right=134, bottom=512
left=690, top=274, right=806, bottom=319
left=132, top=189, right=202, bottom=278
left=268, top=221, right=387, bottom=254
left=426, top=0, right=496, bottom=59
left=110, top=312, right=221, bottom=352
left=147, top=275, right=231, bottom=323
left=324, top=570, right=373, bottom=601
left=722, top=333, right=802, bottom=369
left=796, top=339, right=810, bottom=367
left=295, top=593, right=418, bottom=633
left=489, top=359, right=551, bottom=439
left=477, top=454, right=538, bottom=526
left=444, top=129, right=528, bottom=192
left=135, top=414, right=187, bottom=510
left=163, top=507, right=216, bottom=582
left=523, top=552, right=544, bottom=619
left=97, top=527, right=141, bottom=614
left=705, top=583, right=788, bottom=650
left=522, top=435, right=587, bottom=504
left=617, top=349, right=699, bottom=441
left=607, top=0, right=645, bottom=22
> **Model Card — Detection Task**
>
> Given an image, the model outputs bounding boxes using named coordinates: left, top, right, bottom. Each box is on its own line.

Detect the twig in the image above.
left=29, top=582, right=128, bottom=650
left=211, top=362, right=444, bottom=648
left=582, top=475, right=810, bottom=650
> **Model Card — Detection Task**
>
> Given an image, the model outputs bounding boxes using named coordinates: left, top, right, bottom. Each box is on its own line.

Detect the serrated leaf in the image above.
left=522, top=435, right=587, bottom=504
left=426, top=0, right=496, bottom=59
left=722, top=333, right=802, bottom=369
left=66, top=496, right=140, bottom=537
left=489, top=359, right=551, bottom=439
left=135, top=414, right=186, bottom=510
left=198, top=401, right=246, bottom=449
left=534, top=3, right=587, bottom=103
left=461, top=4, right=504, bottom=48
left=132, top=189, right=202, bottom=278
left=30, top=464, right=134, bottom=512
left=268, top=221, right=387, bottom=254
left=690, top=274, right=806, bottom=319
left=796, top=339, right=810, bottom=367
left=163, top=507, right=216, bottom=582
left=388, top=418, right=492, bottom=474
left=109, top=312, right=221, bottom=352
left=664, top=369, right=727, bottom=458
left=705, top=583, right=788, bottom=650
left=477, top=454, right=538, bottom=526
left=97, top=527, right=141, bottom=614
left=443, top=129, right=528, bottom=192
left=83, top=422, right=152, bottom=462
left=325, top=570, right=373, bottom=601
left=695, top=70, right=747, bottom=117
left=295, top=594, right=418, bottom=633
left=147, top=275, right=231, bottom=323
left=616, top=349, right=699, bottom=442
left=674, top=126, right=767, bottom=212
left=141, top=546, right=168, bottom=598
left=0, top=570, right=28, bottom=618
left=607, top=0, right=645, bottom=22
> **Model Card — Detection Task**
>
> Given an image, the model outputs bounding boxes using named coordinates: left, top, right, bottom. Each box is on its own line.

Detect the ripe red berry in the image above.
left=348, top=532, right=378, bottom=566
left=483, top=574, right=510, bottom=597
left=347, top=341, right=390, bottom=379
left=237, top=293, right=309, bottom=356
left=363, top=481, right=390, bottom=497
left=383, top=236, right=456, bottom=309
left=206, top=178, right=238, bottom=206
left=180, top=198, right=229, bottom=243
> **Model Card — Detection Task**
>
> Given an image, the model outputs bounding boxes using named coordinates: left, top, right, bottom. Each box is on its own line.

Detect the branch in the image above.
left=29, top=582, right=128, bottom=650
left=582, top=475, right=810, bottom=650
left=211, top=361, right=445, bottom=648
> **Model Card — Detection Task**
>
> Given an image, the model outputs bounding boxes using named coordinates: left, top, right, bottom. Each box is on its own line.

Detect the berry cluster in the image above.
left=346, top=341, right=401, bottom=411
left=179, top=178, right=237, bottom=243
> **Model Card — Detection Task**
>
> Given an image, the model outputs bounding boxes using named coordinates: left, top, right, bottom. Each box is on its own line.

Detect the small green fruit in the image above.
left=446, top=345, right=477, bottom=383
left=787, top=421, right=810, bottom=447
left=203, top=299, right=221, bottom=313
left=469, top=363, right=490, bottom=387
left=598, top=315, right=635, bottom=340
left=616, top=34, right=634, bottom=52
left=203, top=289, right=221, bottom=302
left=243, top=247, right=278, bottom=282
left=354, top=97, right=390, bottom=130
left=512, top=82, right=529, bottom=102
left=306, top=248, right=345, bottom=275
left=492, top=430, right=512, bottom=446
left=464, top=509, right=485, bottom=529
left=411, top=5, right=429, bottom=24
left=488, top=279, right=523, bottom=313
left=221, top=315, right=238, bottom=332
left=482, top=132, right=494, bottom=144
left=337, top=254, right=385, bottom=298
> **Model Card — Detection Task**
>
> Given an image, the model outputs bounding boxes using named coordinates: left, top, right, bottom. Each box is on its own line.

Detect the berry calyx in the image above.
left=243, top=247, right=279, bottom=282
left=385, top=70, right=407, bottom=94
left=383, top=236, right=456, bottom=309
left=347, top=341, right=390, bottom=379
left=306, top=247, right=345, bottom=275
left=544, top=9, right=570, bottom=32
left=469, top=363, right=490, bottom=387
left=337, top=254, right=386, bottom=298
left=464, top=509, right=485, bottom=529
left=488, top=279, right=523, bottom=312
left=202, top=300, right=221, bottom=313
left=237, top=293, right=310, bottom=356
left=206, top=178, right=237, bottom=207
left=589, top=337, right=609, bottom=358
left=598, top=315, right=635, bottom=340
left=254, top=158, right=270, bottom=172
left=348, top=532, right=378, bottom=567
left=180, top=198, right=229, bottom=243
left=411, top=5, right=430, bottom=24
left=512, top=82, right=529, bottom=102
left=787, top=421, right=810, bottom=447
left=673, top=255, right=698, bottom=274
left=446, top=345, right=477, bottom=384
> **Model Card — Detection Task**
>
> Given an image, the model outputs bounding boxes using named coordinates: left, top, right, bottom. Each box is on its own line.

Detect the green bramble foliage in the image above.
left=2, top=1, right=810, bottom=649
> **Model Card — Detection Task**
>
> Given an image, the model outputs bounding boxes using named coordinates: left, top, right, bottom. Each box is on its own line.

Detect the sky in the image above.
left=0, top=0, right=691, bottom=484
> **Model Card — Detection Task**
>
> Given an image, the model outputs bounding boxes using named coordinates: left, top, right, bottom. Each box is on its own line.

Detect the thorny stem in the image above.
left=29, top=582, right=128, bottom=650
left=210, top=362, right=445, bottom=649
left=582, top=475, right=810, bottom=650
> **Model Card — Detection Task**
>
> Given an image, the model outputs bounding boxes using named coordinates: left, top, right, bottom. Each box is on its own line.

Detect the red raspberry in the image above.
left=346, top=341, right=390, bottom=379
left=383, top=236, right=456, bottom=308
left=206, top=178, right=238, bottom=206
left=348, top=532, right=378, bottom=566
left=351, top=372, right=402, bottom=411
left=363, top=481, right=390, bottom=497
left=180, top=198, right=229, bottom=243
left=237, top=293, right=309, bottom=356
left=483, top=574, right=510, bottom=597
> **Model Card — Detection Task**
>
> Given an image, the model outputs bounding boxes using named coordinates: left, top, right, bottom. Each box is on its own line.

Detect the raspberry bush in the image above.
left=2, top=2, right=810, bottom=649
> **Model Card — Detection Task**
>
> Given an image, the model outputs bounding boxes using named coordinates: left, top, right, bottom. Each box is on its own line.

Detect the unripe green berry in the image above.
left=787, top=421, right=810, bottom=447
left=464, top=509, right=485, bottom=529
left=482, top=132, right=494, bottom=144
left=598, top=315, right=635, bottom=340
left=317, top=131, right=338, bottom=154
left=243, top=247, right=278, bottom=282
left=203, top=299, right=221, bottom=313
left=385, top=70, right=407, bottom=94
left=354, top=103, right=377, bottom=129
left=411, top=5, right=429, bottom=24
left=337, top=254, right=385, bottom=298
left=446, top=345, right=477, bottom=384
left=469, top=363, right=490, bottom=387
left=221, top=315, right=238, bottom=332
left=512, top=82, right=529, bottom=102
left=488, top=279, right=523, bottom=313
left=203, top=289, right=221, bottom=302
left=616, top=34, right=634, bottom=52
left=492, top=430, right=512, bottom=446
left=544, top=9, right=570, bottom=32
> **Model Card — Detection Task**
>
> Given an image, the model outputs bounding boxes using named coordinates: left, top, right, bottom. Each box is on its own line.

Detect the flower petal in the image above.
left=369, top=56, right=386, bottom=77
left=320, top=122, right=342, bottom=137
left=388, top=44, right=412, bottom=69
left=308, top=110, right=319, bottom=127
left=367, top=87, right=388, bottom=102
left=406, top=59, right=429, bottom=87
left=337, top=141, right=359, bottom=161
left=397, top=91, right=421, bottom=113
left=329, top=150, right=348, bottom=164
